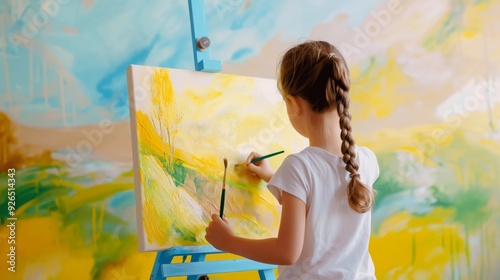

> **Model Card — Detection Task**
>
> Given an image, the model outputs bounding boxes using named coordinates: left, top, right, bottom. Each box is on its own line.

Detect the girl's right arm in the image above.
left=245, top=152, right=275, bottom=182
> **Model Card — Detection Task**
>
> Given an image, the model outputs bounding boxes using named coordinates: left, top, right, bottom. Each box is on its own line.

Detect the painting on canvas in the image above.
left=126, top=65, right=307, bottom=251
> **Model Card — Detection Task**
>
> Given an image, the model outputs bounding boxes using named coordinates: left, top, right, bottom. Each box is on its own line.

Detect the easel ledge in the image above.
left=150, top=245, right=276, bottom=279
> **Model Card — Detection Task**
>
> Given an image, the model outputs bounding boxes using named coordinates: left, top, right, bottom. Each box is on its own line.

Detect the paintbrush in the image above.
left=219, top=158, right=228, bottom=218
left=234, top=150, right=285, bottom=168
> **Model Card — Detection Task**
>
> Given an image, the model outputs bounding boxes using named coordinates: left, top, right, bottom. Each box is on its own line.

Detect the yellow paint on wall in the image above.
left=461, top=2, right=489, bottom=38
left=0, top=217, right=95, bottom=280
left=350, top=59, right=409, bottom=120
left=370, top=208, right=468, bottom=280
left=99, top=250, right=157, bottom=280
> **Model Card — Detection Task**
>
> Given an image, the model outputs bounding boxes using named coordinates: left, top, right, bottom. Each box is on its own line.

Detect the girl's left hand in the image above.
left=205, top=214, right=235, bottom=251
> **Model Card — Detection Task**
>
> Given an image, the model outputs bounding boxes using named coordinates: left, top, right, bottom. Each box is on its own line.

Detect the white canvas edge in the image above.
left=126, top=64, right=149, bottom=252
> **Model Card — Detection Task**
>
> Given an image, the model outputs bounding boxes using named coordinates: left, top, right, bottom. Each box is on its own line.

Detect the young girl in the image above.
left=205, top=40, right=379, bottom=279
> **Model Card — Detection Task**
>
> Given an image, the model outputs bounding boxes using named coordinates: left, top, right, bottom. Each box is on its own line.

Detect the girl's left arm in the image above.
left=205, top=191, right=306, bottom=265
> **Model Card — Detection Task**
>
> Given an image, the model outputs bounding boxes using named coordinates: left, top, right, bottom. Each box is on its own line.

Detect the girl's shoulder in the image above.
left=356, top=146, right=380, bottom=181
left=356, top=146, right=378, bottom=162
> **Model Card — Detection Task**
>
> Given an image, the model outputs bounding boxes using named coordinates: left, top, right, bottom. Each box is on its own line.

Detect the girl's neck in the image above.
left=306, top=108, right=343, bottom=157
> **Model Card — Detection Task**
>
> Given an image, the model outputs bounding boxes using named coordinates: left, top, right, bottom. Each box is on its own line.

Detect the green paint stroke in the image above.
left=60, top=181, right=134, bottom=214
left=443, top=188, right=491, bottom=231
left=0, top=166, right=81, bottom=222
left=172, top=225, right=198, bottom=243
left=61, top=205, right=129, bottom=240
left=92, top=233, right=139, bottom=279
left=371, top=151, right=410, bottom=209
left=422, top=0, right=463, bottom=50
left=172, top=159, right=188, bottom=187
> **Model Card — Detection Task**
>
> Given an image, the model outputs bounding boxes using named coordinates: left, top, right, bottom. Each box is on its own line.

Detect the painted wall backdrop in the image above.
left=0, top=0, right=499, bottom=279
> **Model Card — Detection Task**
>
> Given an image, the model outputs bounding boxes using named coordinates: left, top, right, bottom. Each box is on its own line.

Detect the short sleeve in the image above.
left=267, top=155, right=309, bottom=205
left=359, top=146, right=380, bottom=186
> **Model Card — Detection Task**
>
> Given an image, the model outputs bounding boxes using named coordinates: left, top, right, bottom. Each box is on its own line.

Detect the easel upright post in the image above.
left=188, top=0, right=222, bottom=72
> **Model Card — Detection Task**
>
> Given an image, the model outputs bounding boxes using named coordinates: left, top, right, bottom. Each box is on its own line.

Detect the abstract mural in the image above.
left=1, top=0, right=499, bottom=279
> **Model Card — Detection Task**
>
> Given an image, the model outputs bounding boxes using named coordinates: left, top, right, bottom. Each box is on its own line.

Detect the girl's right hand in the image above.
left=245, top=152, right=275, bottom=183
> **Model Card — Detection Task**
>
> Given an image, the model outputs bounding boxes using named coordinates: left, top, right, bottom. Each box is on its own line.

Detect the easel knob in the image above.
left=196, top=37, right=211, bottom=51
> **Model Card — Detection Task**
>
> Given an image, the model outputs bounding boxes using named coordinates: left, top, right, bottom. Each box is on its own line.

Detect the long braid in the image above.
left=330, top=54, right=374, bottom=213
left=336, top=90, right=358, bottom=174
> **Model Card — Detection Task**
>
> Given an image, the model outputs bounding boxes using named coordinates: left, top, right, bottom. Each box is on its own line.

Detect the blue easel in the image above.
left=149, top=1, right=277, bottom=279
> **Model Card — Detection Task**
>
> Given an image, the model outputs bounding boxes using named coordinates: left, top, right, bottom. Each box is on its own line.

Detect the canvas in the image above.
left=126, top=65, right=307, bottom=251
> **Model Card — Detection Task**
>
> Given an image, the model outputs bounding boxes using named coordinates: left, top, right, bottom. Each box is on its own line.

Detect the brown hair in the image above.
left=278, top=40, right=374, bottom=213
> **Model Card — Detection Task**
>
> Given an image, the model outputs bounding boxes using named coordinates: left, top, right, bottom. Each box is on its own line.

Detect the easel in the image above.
left=149, top=0, right=277, bottom=279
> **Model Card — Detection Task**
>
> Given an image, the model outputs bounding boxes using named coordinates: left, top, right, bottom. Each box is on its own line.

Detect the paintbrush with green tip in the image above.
left=234, top=150, right=285, bottom=168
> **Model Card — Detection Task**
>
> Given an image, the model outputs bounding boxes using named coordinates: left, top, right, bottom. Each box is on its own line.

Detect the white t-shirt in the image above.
left=268, top=146, right=379, bottom=279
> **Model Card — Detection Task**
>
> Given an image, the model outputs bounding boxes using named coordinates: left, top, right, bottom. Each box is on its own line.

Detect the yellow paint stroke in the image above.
left=98, top=201, right=105, bottom=242
left=142, top=155, right=206, bottom=248
left=92, top=201, right=106, bottom=248
left=150, top=68, right=178, bottom=173
left=92, top=201, right=97, bottom=248
left=225, top=184, right=280, bottom=232
left=370, top=207, right=466, bottom=279
left=0, top=217, right=95, bottom=280
left=136, top=111, right=164, bottom=157
left=99, top=249, right=157, bottom=280
left=350, top=58, right=409, bottom=120
left=461, top=2, right=489, bottom=39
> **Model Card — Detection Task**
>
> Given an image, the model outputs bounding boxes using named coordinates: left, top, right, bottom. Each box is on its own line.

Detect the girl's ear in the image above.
left=286, top=95, right=303, bottom=117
